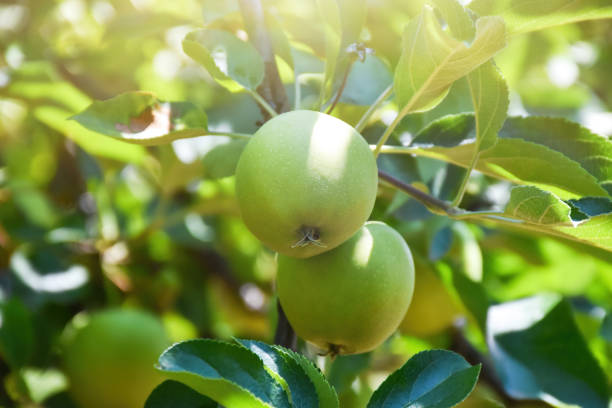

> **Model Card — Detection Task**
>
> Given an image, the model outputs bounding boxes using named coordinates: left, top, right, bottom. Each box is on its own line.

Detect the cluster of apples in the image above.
left=236, top=110, right=415, bottom=355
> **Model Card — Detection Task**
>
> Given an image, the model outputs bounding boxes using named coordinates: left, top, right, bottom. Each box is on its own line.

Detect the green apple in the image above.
left=399, top=258, right=461, bottom=337
left=62, top=308, right=171, bottom=408
left=235, top=110, right=378, bottom=258
left=276, top=221, right=415, bottom=355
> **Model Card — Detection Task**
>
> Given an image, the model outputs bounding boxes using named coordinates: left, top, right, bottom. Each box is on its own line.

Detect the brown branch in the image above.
left=238, top=0, right=290, bottom=117
left=378, top=170, right=460, bottom=216
left=325, top=61, right=352, bottom=115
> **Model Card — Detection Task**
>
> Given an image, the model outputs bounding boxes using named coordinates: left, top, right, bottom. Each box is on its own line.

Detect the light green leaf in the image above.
left=466, top=61, right=509, bottom=152
left=183, top=29, right=264, bottom=92
left=72, top=92, right=209, bottom=146
left=488, top=294, right=610, bottom=407
left=157, top=339, right=291, bottom=408
left=367, top=350, right=481, bottom=408
left=504, top=186, right=573, bottom=225
left=400, top=114, right=608, bottom=198
left=202, top=139, right=248, bottom=180
left=34, top=106, right=147, bottom=163
left=394, top=7, right=505, bottom=114
left=427, top=0, right=475, bottom=41
left=469, top=0, right=612, bottom=36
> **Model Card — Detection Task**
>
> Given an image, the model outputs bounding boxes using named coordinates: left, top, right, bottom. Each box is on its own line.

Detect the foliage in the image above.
left=0, top=0, right=611, bottom=407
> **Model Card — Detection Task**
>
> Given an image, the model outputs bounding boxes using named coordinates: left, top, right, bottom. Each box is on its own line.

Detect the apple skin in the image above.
left=235, top=110, right=378, bottom=258
left=399, top=258, right=460, bottom=337
left=276, top=221, right=415, bottom=355
left=62, top=308, right=171, bottom=408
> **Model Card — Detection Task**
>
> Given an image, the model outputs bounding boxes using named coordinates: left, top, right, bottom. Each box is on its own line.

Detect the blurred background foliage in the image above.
left=0, top=0, right=611, bottom=407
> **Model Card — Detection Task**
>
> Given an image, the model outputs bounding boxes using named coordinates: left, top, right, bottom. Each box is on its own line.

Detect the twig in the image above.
left=238, top=0, right=290, bottom=118
left=378, top=170, right=460, bottom=216
left=238, top=0, right=296, bottom=349
left=355, top=85, right=392, bottom=132
left=325, top=61, right=353, bottom=115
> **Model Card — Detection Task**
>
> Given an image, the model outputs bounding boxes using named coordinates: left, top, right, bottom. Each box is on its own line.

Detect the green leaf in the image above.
left=487, top=294, right=610, bottom=408
left=145, top=380, right=218, bottom=408
left=498, top=116, right=612, bottom=188
left=202, top=139, right=248, bottom=180
left=235, top=340, right=319, bottom=408
left=394, top=7, right=505, bottom=114
left=279, top=348, right=339, bottom=408
left=469, top=0, right=612, bottom=36
left=316, top=0, right=367, bottom=105
left=504, top=186, right=573, bottom=226
left=33, top=106, right=147, bottom=163
left=156, top=339, right=291, bottom=408
left=465, top=61, right=509, bottom=152
left=367, top=349, right=481, bottom=408
left=404, top=114, right=608, bottom=198
left=0, top=298, right=34, bottom=370
left=427, top=0, right=475, bottom=42
left=72, top=92, right=209, bottom=146
left=183, top=29, right=264, bottom=92
left=340, top=56, right=392, bottom=106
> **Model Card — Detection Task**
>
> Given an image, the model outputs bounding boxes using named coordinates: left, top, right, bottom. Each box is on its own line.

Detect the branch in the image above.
left=238, top=0, right=290, bottom=117
left=378, top=170, right=461, bottom=216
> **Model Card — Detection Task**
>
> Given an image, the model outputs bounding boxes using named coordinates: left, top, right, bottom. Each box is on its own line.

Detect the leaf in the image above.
left=235, top=340, right=319, bottom=408
left=498, top=116, right=612, bottom=188
left=183, top=29, right=264, bottom=92
left=429, top=225, right=454, bottom=261
left=427, top=0, right=475, bottom=42
left=469, top=0, right=612, bottom=36
left=340, top=55, right=392, bottom=106
left=394, top=7, right=505, bottom=114
left=487, top=294, right=610, bottom=408
left=156, top=339, right=291, bottom=408
left=279, top=348, right=339, bottom=408
left=202, top=139, right=248, bottom=180
left=33, top=106, right=147, bottom=163
left=465, top=61, right=509, bottom=152
left=145, top=380, right=218, bottom=408
left=367, top=349, right=481, bottom=408
left=504, top=186, right=573, bottom=226
left=0, top=298, right=34, bottom=370
left=406, top=114, right=608, bottom=198
left=72, top=92, right=209, bottom=146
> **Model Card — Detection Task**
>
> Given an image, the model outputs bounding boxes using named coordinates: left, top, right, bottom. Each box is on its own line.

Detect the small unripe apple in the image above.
left=62, top=308, right=170, bottom=408
left=276, top=221, right=415, bottom=355
left=235, top=110, right=378, bottom=258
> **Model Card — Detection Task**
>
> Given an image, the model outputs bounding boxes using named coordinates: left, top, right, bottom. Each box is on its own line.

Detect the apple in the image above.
left=61, top=308, right=171, bottom=408
left=276, top=221, right=415, bottom=355
left=235, top=110, right=378, bottom=258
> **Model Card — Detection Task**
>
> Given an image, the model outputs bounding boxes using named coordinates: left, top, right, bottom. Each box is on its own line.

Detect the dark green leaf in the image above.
left=156, top=339, right=291, bottom=408
left=235, top=339, right=319, bottom=408
left=145, top=380, right=218, bottom=408
left=0, top=298, right=34, bottom=369
left=488, top=294, right=610, bottom=408
left=567, top=197, right=612, bottom=217
left=367, top=350, right=481, bottom=408
left=183, top=29, right=264, bottom=91
left=72, top=92, right=208, bottom=146
left=429, top=225, right=454, bottom=261
left=601, top=313, right=612, bottom=342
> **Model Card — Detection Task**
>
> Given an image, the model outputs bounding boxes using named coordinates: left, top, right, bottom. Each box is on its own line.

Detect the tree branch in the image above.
left=378, top=170, right=461, bottom=216
left=238, top=0, right=290, bottom=118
